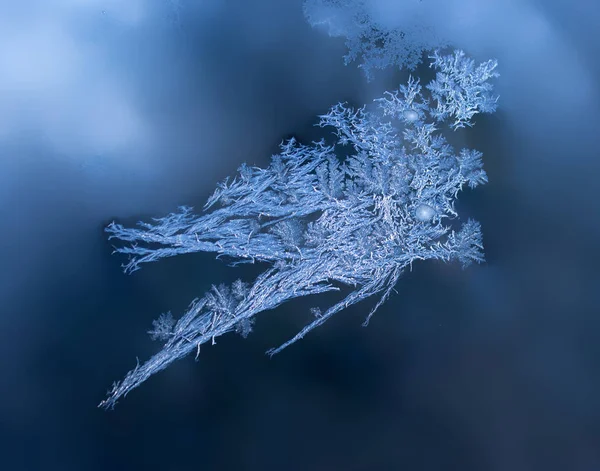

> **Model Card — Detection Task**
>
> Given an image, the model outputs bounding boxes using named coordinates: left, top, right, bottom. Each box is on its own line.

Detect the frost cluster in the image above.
left=100, top=50, right=498, bottom=409
left=303, top=0, right=448, bottom=80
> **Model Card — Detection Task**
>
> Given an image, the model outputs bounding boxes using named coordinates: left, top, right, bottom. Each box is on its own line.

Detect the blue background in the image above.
left=1, top=1, right=599, bottom=469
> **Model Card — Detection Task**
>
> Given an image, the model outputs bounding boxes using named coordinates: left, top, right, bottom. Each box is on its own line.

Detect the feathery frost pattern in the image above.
left=100, top=50, right=498, bottom=409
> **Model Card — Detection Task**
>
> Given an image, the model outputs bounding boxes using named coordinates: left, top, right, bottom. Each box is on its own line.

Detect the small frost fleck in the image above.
left=415, top=204, right=435, bottom=222
left=403, top=109, right=419, bottom=122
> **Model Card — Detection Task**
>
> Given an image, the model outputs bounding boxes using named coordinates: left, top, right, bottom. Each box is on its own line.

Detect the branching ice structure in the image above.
left=303, top=0, right=448, bottom=80
left=99, top=50, right=498, bottom=409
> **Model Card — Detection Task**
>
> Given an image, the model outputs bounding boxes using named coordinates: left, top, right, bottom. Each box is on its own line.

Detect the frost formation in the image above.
left=100, top=50, right=498, bottom=409
left=303, top=0, right=448, bottom=80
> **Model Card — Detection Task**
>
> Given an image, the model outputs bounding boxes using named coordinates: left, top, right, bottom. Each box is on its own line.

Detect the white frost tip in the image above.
left=403, top=109, right=419, bottom=122
left=415, top=204, right=435, bottom=222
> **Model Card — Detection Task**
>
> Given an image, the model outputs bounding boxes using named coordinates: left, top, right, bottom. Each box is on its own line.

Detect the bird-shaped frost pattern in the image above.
left=100, top=50, right=498, bottom=409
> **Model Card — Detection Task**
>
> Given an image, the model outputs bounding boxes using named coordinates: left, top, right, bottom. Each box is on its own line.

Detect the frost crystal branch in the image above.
left=99, top=50, right=498, bottom=409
